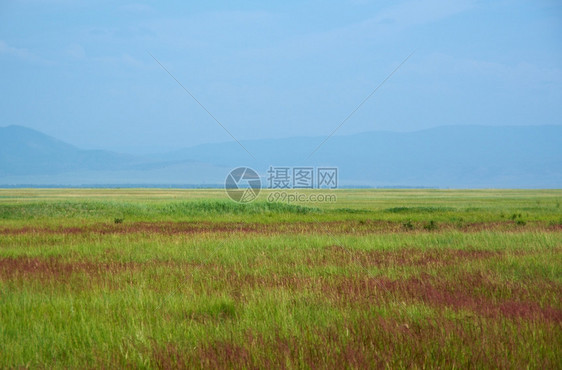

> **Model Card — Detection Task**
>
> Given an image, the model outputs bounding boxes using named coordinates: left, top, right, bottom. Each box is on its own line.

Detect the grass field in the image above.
left=0, top=189, right=561, bottom=368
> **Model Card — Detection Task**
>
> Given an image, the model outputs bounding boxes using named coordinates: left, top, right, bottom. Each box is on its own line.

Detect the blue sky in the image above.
left=1, top=0, right=560, bottom=154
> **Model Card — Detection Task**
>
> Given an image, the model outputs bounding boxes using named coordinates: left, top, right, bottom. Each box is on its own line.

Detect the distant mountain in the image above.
left=1, top=124, right=561, bottom=187
left=0, top=125, right=136, bottom=176
left=158, top=125, right=562, bottom=188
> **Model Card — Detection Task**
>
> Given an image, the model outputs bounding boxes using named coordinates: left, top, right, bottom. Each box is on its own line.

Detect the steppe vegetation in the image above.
left=0, top=189, right=560, bottom=368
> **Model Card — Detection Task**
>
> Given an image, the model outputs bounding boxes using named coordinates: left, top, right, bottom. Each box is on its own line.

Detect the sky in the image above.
left=1, top=0, right=561, bottom=154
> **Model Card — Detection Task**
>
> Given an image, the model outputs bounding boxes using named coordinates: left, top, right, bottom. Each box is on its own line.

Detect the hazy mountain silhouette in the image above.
left=1, top=124, right=560, bottom=187
left=0, top=125, right=136, bottom=176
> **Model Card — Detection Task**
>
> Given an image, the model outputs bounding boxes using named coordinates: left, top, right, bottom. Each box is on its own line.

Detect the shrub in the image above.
left=423, top=220, right=438, bottom=231
left=402, top=220, right=414, bottom=230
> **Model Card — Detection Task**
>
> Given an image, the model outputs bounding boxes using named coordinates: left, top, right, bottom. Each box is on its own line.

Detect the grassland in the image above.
left=0, top=189, right=561, bottom=368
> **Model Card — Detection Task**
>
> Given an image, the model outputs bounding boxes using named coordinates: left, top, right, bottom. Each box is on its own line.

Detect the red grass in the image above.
left=324, top=273, right=562, bottom=322
left=314, top=245, right=500, bottom=268
left=0, top=256, right=139, bottom=280
left=0, top=219, right=556, bottom=236
left=149, top=313, right=561, bottom=369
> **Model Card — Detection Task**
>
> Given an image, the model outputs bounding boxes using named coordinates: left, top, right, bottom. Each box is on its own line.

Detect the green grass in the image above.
left=0, top=189, right=561, bottom=368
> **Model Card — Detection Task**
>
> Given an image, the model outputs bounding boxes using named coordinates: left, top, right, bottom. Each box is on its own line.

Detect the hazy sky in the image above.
left=1, top=0, right=561, bottom=153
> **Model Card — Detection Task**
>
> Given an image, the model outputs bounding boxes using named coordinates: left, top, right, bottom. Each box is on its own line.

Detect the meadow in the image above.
left=0, top=188, right=561, bottom=368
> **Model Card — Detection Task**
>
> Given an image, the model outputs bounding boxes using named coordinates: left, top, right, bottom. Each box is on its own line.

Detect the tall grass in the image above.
left=0, top=189, right=560, bottom=368
left=0, top=200, right=320, bottom=220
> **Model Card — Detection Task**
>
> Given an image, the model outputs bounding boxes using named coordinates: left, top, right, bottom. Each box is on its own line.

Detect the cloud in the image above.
left=370, top=0, right=475, bottom=28
left=0, top=40, right=36, bottom=60
left=66, top=43, right=86, bottom=59
left=11, top=0, right=88, bottom=4
left=94, top=53, right=147, bottom=69
left=119, top=3, right=153, bottom=14
left=328, top=0, right=476, bottom=44
left=240, top=0, right=475, bottom=62
left=0, top=40, right=56, bottom=65
left=414, top=52, right=562, bottom=92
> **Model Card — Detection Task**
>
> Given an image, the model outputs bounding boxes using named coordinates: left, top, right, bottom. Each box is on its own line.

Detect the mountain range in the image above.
left=1, top=124, right=561, bottom=188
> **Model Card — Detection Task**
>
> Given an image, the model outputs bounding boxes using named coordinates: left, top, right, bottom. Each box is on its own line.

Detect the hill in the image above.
left=0, top=125, right=136, bottom=176
left=1, top=125, right=560, bottom=187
